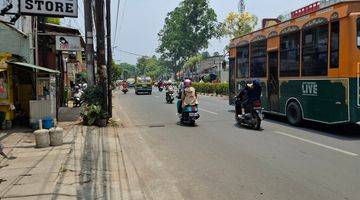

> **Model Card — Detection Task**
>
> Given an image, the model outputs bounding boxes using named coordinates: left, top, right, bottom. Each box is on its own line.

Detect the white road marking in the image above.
left=274, top=131, right=359, bottom=157
left=199, top=108, right=219, bottom=115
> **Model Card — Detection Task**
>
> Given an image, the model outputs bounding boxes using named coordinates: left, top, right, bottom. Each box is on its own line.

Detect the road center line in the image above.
left=199, top=108, right=219, bottom=115
left=274, top=131, right=358, bottom=157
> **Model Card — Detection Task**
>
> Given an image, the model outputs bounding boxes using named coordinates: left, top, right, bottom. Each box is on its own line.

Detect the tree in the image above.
left=157, top=0, right=220, bottom=73
left=111, top=62, right=122, bottom=84
left=136, top=56, right=171, bottom=80
left=201, top=51, right=210, bottom=58
left=119, top=63, right=136, bottom=79
left=183, top=54, right=203, bottom=71
left=220, top=12, right=258, bottom=38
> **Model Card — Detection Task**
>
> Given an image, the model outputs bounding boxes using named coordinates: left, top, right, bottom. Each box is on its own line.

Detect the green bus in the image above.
left=228, top=1, right=360, bottom=125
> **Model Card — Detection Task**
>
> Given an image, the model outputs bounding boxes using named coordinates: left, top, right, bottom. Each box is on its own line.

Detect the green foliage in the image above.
left=183, top=54, right=203, bottom=70
left=80, top=104, right=101, bottom=126
left=219, top=12, right=258, bottom=38
left=136, top=56, right=171, bottom=80
left=45, top=17, right=60, bottom=25
left=157, top=0, right=221, bottom=73
left=192, top=83, right=228, bottom=95
left=111, top=62, right=122, bottom=84
left=201, top=51, right=210, bottom=58
left=81, top=86, right=105, bottom=106
left=119, top=63, right=136, bottom=79
left=80, top=86, right=107, bottom=126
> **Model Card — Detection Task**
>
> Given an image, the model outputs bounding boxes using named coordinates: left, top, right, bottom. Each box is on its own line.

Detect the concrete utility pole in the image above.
left=94, top=0, right=108, bottom=115
left=84, top=0, right=95, bottom=86
left=106, top=0, right=112, bottom=118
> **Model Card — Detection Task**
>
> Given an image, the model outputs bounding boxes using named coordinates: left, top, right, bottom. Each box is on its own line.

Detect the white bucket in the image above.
left=49, top=127, right=64, bottom=146
left=34, top=129, right=50, bottom=148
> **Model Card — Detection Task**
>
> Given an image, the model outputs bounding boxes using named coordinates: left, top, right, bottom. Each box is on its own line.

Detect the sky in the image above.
left=63, top=0, right=315, bottom=65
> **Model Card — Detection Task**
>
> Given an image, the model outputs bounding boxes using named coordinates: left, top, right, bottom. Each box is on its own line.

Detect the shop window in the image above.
left=250, top=40, right=267, bottom=78
left=302, top=24, right=329, bottom=76
left=280, top=31, right=300, bottom=77
left=236, top=45, right=249, bottom=78
left=330, top=21, right=339, bottom=68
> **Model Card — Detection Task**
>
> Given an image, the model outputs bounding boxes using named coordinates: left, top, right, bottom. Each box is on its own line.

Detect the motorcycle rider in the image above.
left=158, top=80, right=164, bottom=91
left=177, top=79, right=198, bottom=113
left=236, top=80, right=262, bottom=118
left=122, top=80, right=129, bottom=89
left=166, top=80, right=174, bottom=93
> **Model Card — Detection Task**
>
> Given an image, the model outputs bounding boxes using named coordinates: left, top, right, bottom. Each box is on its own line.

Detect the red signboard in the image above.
left=291, top=2, right=320, bottom=19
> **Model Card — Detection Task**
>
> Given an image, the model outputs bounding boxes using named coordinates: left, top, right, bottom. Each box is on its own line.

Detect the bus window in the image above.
left=236, top=45, right=249, bottom=78
left=302, top=24, right=329, bottom=76
left=280, top=31, right=300, bottom=77
left=357, top=18, right=360, bottom=48
left=330, top=21, right=339, bottom=68
left=250, top=40, right=267, bottom=78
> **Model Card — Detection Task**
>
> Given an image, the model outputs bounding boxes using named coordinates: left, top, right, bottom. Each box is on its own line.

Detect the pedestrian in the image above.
left=0, top=143, right=8, bottom=159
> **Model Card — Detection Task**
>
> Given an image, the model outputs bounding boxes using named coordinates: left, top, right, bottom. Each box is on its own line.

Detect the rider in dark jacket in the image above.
left=236, top=80, right=262, bottom=117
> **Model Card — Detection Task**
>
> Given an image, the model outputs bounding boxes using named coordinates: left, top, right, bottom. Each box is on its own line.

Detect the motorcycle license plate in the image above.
left=256, top=110, right=264, bottom=120
left=189, top=113, right=199, bottom=117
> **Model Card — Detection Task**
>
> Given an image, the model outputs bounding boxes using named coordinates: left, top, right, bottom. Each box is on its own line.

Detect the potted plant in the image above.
left=96, top=111, right=108, bottom=127
left=80, top=104, right=101, bottom=126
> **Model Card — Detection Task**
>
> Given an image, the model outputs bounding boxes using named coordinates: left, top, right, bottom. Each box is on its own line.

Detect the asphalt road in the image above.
left=116, top=88, right=360, bottom=200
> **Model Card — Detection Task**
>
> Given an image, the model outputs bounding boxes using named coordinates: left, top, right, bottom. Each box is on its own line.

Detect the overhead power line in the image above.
left=113, top=0, right=121, bottom=45
left=113, top=48, right=147, bottom=57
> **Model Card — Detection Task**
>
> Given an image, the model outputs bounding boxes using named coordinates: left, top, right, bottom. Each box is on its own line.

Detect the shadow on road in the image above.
left=264, top=114, right=360, bottom=141
left=233, top=123, right=264, bottom=132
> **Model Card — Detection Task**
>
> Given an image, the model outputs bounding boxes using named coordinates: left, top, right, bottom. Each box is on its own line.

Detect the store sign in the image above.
left=20, top=0, right=78, bottom=17
left=55, top=36, right=82, bottom=51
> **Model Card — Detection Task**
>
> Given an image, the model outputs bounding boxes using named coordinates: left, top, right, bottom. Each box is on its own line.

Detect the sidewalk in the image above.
left=0, top=95, right=184, bottom=200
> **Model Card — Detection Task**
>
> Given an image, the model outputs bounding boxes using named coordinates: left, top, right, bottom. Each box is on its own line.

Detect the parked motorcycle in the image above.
left=73, top=89, right=83, bottom=107
left=235, top=98, right=263, bottom=130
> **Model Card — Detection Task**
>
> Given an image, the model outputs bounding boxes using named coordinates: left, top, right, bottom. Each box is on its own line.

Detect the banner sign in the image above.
left=20, top=0, right=78, bottom=17
left=55, top=36, right=82, bottom=51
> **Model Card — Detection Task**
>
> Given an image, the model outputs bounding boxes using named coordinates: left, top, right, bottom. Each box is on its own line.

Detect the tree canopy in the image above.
left=136, top=56, right=171, bottom=80
left=183, top=54, right=203, bottom=71
left=220, top=12, right=258, bottom=39
left=157, top=0, right=220, bottom=73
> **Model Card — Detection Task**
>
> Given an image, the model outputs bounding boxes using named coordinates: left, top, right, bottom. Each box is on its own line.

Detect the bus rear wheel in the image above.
left=286, top=102, right=302, bottom=126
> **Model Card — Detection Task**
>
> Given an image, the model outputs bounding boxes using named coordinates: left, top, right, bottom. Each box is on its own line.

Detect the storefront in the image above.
left=0, top=53, right=59, bottom=129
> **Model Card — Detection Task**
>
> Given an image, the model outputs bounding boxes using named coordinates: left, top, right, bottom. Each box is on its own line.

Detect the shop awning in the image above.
left=7, top=62, right=60, bottom=74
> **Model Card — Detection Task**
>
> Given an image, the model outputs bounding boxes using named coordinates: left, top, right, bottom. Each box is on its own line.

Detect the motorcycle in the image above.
left=177, top=100, right=200, bottom=126
left=235, top=98, right=263, bottom=130
left=74, top=90, right=83, bottom=107
left=166, top=90, right=175, bottom=104
left=158, top=86, right=164, bottom=92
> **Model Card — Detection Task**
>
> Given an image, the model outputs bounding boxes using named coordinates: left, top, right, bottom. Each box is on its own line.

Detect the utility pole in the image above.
left=106, top=0, right=112, bottom=118
left=84, top=0, right=95, bottom=86
left=94, top=0, right=108, bottom=116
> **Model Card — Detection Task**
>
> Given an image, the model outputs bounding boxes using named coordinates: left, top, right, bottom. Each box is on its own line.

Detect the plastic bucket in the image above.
left=42, top=117, right=53, bottom=129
